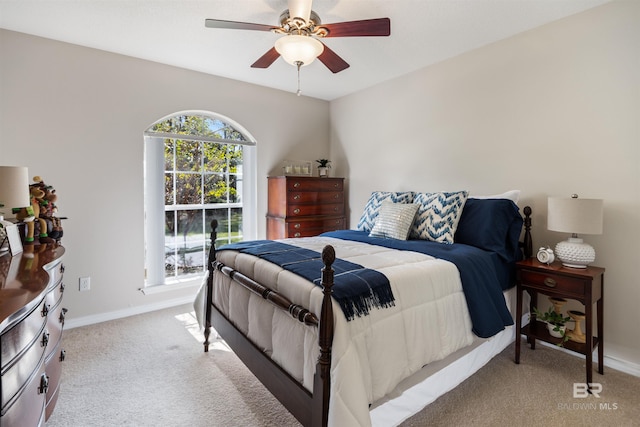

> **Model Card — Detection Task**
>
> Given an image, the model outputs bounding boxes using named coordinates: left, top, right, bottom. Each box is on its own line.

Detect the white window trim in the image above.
left=143, top=111, right=257, bottom=290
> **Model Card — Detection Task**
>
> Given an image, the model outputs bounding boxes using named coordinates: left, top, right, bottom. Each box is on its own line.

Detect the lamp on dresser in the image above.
left=0, top=166, right=31, bottom=252
left=547, top=194, right=603, bottom=268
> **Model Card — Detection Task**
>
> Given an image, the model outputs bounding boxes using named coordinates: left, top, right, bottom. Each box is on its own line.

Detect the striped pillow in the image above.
left=410, top=191, right=469, bottom=243
left=357, top=191, right=415, bottom=233
left=369, top=202, right=419, bottom=240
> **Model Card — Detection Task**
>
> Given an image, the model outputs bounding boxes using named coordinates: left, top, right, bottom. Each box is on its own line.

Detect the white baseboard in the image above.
left=537, top=340, right=640, bottom=378
left=64, top=295, right=195, bottom=330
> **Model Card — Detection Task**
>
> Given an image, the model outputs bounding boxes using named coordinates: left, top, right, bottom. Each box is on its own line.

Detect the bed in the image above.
left=196, top=191, right=532, bottom=427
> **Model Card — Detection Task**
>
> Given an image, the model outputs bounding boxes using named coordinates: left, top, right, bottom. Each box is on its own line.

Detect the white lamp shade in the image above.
left=0, top=166, right=31, bottom=211
left=547, top=196, right=603, bottom=235
left=275, top=34, right=324, bottom=66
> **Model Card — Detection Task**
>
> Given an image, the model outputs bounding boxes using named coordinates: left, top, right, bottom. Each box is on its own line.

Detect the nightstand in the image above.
left=514, top=258, right=605, bottom=386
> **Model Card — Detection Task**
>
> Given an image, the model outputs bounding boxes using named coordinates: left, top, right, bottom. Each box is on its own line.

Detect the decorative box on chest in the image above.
left=267, top=176, right=346, bottom=239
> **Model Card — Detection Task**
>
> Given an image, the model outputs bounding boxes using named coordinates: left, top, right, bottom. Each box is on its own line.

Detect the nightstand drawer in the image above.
left=519, top=269, right=586, bottom=296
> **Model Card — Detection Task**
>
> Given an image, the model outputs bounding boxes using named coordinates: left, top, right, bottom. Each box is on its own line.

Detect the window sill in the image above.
left=140, top=275, right=204, bottom=295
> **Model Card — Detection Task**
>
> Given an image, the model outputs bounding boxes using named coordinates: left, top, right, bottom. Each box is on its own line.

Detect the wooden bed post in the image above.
left=523, top=206, right=532, bottom=259
left=203, top=219, right=218, bottom=352
left=312, top=246, right=335, bottom=427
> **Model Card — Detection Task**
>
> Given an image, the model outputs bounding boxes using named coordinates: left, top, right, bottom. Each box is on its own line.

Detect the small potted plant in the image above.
left=316, top=159, right=331, bottom=177
left=533, top=306, right=571, bottom=345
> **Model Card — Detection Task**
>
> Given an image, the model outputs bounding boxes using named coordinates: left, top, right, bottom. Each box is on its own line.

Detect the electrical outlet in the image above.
left=79, top=277, right=91, bottom=291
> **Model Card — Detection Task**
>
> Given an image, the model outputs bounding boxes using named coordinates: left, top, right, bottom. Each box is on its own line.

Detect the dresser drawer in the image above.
left=286, top=178, right=343, bottom=192
left=287, top=191, right=343, bottom=204
left=1, top=300, right=48, bottom=371
left=0, top=362, right=46, bottom=427
left=519, top=269, right=587, bottom=297
left=1, top=321, right=48, bottom=411
left=47, top=261, right=65, bottom=289
left=286, top=218, right=346, bottom=237
left=287, top=204, right=344, bottom=217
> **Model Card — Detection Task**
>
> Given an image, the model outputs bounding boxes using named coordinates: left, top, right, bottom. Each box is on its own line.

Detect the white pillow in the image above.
left=471, top=190, right=520, bottom=204
left=369, top=202, right=419, bottom=240
left=410, top=191, right=469, bottom=243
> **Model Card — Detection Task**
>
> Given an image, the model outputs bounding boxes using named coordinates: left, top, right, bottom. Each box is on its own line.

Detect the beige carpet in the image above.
left=46, top=304, right=639, bottom=427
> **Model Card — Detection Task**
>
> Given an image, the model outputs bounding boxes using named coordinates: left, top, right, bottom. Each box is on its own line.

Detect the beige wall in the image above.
left=330, top=1, right=639, bottom=367
left=0, top=29, right=330, bottom=321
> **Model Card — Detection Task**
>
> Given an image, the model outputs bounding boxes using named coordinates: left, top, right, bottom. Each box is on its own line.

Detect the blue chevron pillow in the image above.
left=410, top=191, right=469, bottom=243
left=357, top=191, right=415, bottom=233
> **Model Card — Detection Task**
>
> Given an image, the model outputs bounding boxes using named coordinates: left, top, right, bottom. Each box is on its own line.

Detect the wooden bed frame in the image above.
left=203, top=206, right=532, bottom=427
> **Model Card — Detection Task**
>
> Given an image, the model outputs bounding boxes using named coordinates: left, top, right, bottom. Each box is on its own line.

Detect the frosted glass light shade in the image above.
left=275, top=35, right=324, bottom=66
left=0, top=166, right=31, bottom=214
left=548, top=196, right=603, bottom=268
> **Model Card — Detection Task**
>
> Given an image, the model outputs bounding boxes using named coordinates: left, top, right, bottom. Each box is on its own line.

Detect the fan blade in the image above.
left=321, top=18, right=390, bottom=38
left=205, top=19, right=276, bottom=32
left=251, top=47, right=281, bottom=69
left=288, top=0, right=312, bottom=22
left=317, top=43, right=349, bottom=74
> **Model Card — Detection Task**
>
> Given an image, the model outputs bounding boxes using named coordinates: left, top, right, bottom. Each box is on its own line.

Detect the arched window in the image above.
left=143, top=111, right=257, bottom=289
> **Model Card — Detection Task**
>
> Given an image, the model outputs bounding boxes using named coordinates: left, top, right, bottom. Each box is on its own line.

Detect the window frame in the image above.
left=143, top=111, right=257, bottom=289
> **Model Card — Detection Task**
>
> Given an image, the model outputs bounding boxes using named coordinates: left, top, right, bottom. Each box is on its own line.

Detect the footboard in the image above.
left=203, top=220, right=334, bottom=427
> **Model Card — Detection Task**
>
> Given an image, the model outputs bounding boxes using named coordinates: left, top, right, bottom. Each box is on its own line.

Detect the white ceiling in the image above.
left=0, top=0, right=611, bottom=100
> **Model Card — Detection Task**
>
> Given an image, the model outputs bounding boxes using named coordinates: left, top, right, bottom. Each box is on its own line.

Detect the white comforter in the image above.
left=202, top=236, right=475, bottom=427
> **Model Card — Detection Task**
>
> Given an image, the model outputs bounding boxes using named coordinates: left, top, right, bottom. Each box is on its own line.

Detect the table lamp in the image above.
left=0, top=166, right=31, bottom=219
left=547, top=194, right=603, bottom=268
left=0, top=166, right=31, bottom=252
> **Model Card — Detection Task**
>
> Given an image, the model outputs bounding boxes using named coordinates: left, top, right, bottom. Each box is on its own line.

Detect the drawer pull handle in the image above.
left=294, top=223, right=301, bottom=229
left=60, top=349, right=66, bottom=362
left=61, top=264, right=65, bottom=274
left=293, top=194, right=300, bottom=200
left=294, top=232, right=301, bottom=237
left=544, top=277, right=557, bottom=288
left=42, top=332, right=50, bottom=347
left=60, top=307, right=68, bottom=324
left=60, top=282, right=65, bottom=293
left=41, top=304, right=50, bottom=317
left=334, top=183, right=339, bottom=188
left=38, top=374, right=49, bottom=394
left=293, top=208, right=300, bottom=214
left=293, top=182, right=300, bottom=188
left=334, top=194, right=339, bottom=199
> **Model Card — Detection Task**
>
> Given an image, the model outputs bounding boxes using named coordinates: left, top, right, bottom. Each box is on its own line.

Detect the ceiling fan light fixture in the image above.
left=275, top=34, right=324, bottom=66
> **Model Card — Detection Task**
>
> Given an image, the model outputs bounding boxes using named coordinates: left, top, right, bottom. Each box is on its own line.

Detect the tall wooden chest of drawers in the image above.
left=1, top=244, right=66, bottom=426
left=267, top=176, right=346, bottom=239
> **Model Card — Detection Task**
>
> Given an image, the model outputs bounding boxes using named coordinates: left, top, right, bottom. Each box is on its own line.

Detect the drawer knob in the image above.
left=60, top=282, right=65, bottom=293
left=61, top=264, right=65, bottom=274
left=38, top=374, right=49, bottom=394
left=60, top=349, right=66, bottom=362
left=293, top=208, right=300, bottom=214
left=42, top=332, right=50, bottom=347
left=294, top=232, right=301, bottom=237
left=334, top=194, right=339, bottom=199
left=293, top=182, right=300, bottom=188
left=294, top=223, right=301, bottom=229
left=293, top=194, right=301, bottom=200
left=60, top=307, right=68, bottom=324
left=41, top=304, right=50, bottom=317
left=544, top=277, right=557, bottom=288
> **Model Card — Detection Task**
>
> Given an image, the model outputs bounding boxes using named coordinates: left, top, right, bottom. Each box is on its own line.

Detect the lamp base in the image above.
left=555, top=237, right=595, bottom=269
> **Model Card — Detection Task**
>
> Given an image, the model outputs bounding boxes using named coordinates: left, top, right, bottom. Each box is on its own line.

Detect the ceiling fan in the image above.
left=204, top=0, right=391, bottom=74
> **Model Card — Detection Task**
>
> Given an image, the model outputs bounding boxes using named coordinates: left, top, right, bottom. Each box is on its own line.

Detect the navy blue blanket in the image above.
left=216, top=241, right=394, bottom=321
left=322, top=230, right=514, bottom=338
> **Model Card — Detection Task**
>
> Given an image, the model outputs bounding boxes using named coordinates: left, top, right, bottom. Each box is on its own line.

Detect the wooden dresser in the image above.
left=266, top=176, right=346, bottom=239
left=0, top=244, right=66, bottom=426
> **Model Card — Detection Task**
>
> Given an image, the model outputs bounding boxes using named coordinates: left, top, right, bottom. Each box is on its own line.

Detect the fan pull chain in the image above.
left=295, top=61, right=303, bottom=96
